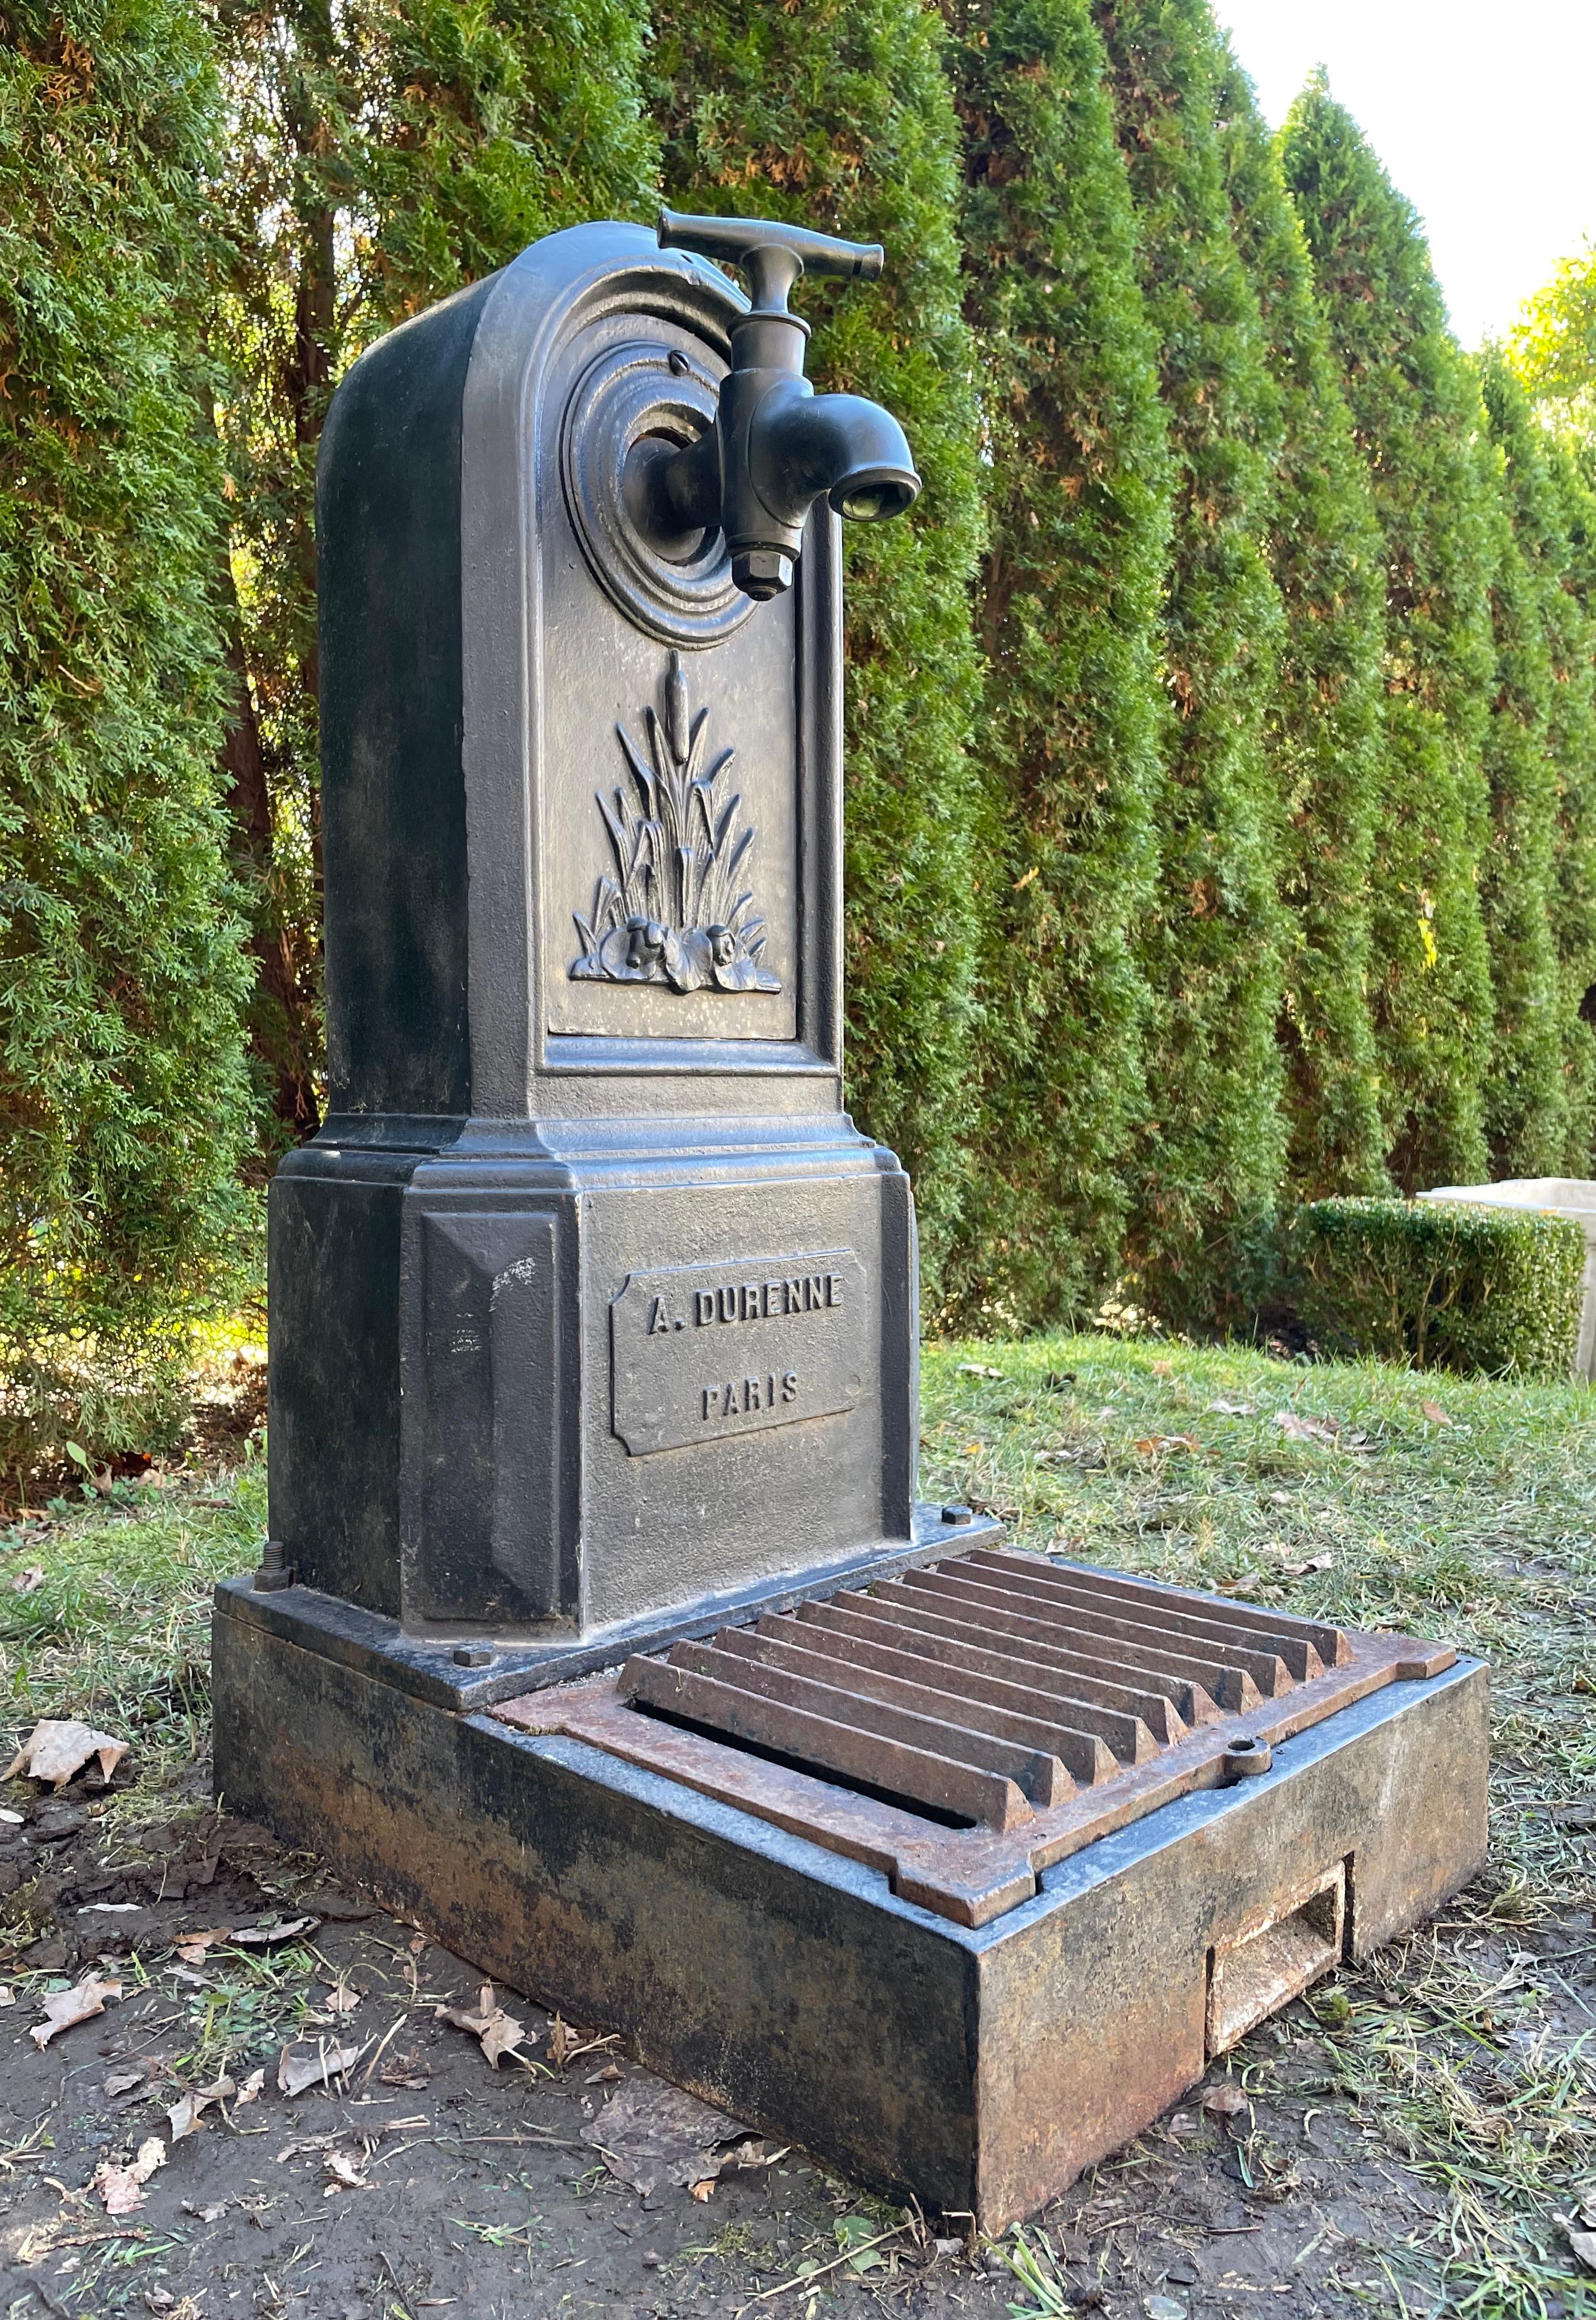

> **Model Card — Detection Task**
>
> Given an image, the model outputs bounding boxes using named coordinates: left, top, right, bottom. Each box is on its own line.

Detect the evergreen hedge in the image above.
left=1094, top=0, right=1289, bottom=1318
left=1475, top=350, right=1573, bottom=1175
left=651, top=0, right=988, bottom=1293
left=1216, top=51, right=1388, bottom=1202
left=1295, top=1196, right=1586, bottom=1381
left=946, top=0, right=1170, bottom=1326
left=1281, top=78, right=1498, bottom=1196
left=0, top=0, right=254, bottom=1470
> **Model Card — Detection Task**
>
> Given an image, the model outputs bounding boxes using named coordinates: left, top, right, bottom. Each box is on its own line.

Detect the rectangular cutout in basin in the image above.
left=1207, top=1865, right=1345, bottom=2054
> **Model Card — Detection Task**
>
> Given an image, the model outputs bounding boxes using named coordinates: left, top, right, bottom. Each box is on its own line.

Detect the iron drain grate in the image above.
left=615, top=1549, right=1352, bottom=1831
left=495, top=1547, right=1455, bottom=1925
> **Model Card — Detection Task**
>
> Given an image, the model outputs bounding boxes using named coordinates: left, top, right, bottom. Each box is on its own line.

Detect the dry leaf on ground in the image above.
left=323, top=2149, right=370, bottom=2194
left=92, top=2136, right=165, bottom=2215
left=1557, top=2216, right=1596, bottom=2273
left=581, top=2075, right=765, bottom=2199
left=0, top=1986, right=14, bottom=2010
left=1200, top=2083, right=1249, bottom=2116
left=236, top=2067, right=266, bottom=2106
left=104, top=2064, right=150, bottom=2098
left=1273, top=1411, right=1340, bottom=1446
left=1207, top=1399, right=1256, bottom=1417
left=32, top=1974, right=121, bottom=2049
left=173, top=1928, right=233, bottom=1965
left=166, top=2075, right=236, bottom=2141
left=11, top=1565, right=44, bottom=1594
left=3, top=1718, right=127, bottom=1789
left=436, top=1983, right=536, bottom=2069
left=1420, top=1399, right=1453, bottom=1427
left=230, top=1917, right=318, bottom=1949
left=277, top=2039, right=365, bottom=2097
left=956, top=1363, right=1003, bottom=1380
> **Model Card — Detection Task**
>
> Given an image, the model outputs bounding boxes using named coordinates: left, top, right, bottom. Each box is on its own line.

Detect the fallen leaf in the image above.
left=435, top=1982, right=533, bottom=2069
left=585, top=2062, right=623, bottom=2085
left=32, top=1973, right=122, bottom=2049
left=323, top=2149, right=370, bottom=2194
left=1280, top=1553, right=1335, bottom=1577
left=104, top=2065, right=149, bottom=2098
left=277, top=2039, right=365, bottom=2097
left=12, top=1565, right=44, bottom=1594
left=324, top=1985, right=361, bottom=2016
left=956, top=1363, right=1003, bottom=1380
left=1206, top=1399, right=1256, bottom=1417
left=581, top=2076, right=763, bottom=2199
left=166, top=2074, right=235, bottom=2141
left=275, top=2133, right=339, bottom=2163
left=0, top=1806, right=22, bottom=1824
left=0, top=1986, right=14, bottom=2009
left=229, top=1916, right=318, bottom=1948
left=236, top=2067, right=266, bottom=2106
left=1420, top=1399, right=1452, bottom=1427
left=92, top=2135, right=165, bottom=2215
left=1200, top=2083, right=1249, bottom=2116
left=1273, top=1411, right=1340, bottom=1446
left=3, top=1717, right=127, bottom=1789
left=185, top=2199, right=229, bottom=2224
left=1150, top=1359, right=1173, bottom=1377
left=173, top=1928, right=233, bottom=1965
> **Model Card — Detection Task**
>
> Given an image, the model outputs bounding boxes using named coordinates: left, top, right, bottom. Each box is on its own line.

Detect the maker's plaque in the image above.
left=611, top=1248, right=866, bottom=1455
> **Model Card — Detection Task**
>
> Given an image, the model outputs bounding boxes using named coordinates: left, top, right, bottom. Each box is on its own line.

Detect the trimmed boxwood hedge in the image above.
left=1295, top=1196, right=1586, bottom=1380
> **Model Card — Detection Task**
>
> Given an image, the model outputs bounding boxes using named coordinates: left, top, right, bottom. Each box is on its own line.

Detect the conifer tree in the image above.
left=650, top=0, right=987, bottom=1290
left=945, top=0, right=1171, bottom=1323
left=213, top=0, right=658, bottom=1140
left=1280, top=77, right=1497, bottom=1191
left=1474, top=350, right=1570, bottom=1174
left=1215, top=50, right=1388, bottom=1199
left=1092, top=0, right=1289, bottom=1318
left=0, top=0, right=253, bottom=1461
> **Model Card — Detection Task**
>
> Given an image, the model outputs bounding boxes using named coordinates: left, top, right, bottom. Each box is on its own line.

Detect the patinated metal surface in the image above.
left=214, top=1583, right=1489, bottom=2230
left=496, top=1548, right=1454, bottom=1926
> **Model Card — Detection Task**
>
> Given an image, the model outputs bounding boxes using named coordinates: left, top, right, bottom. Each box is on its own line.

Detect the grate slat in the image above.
left=613, top=1550, right=1358, bottom=1837
left=663, top=1638, right=1074, bottom=1807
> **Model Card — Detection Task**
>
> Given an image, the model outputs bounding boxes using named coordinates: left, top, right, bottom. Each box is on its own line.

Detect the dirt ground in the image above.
left=0, top=1746, right=1588, bottom=2320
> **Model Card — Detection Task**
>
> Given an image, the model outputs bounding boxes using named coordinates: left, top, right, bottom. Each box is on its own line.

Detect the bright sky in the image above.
left=1212, top=0, right=1596, bottom=351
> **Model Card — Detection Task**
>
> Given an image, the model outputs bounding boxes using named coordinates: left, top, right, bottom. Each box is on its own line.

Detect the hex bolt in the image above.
left=252, top=1541, right=294, bottom=1593
left=452, top=1645, right=495, bottom=1670
left=939, top=1503, right=975, bottom=1527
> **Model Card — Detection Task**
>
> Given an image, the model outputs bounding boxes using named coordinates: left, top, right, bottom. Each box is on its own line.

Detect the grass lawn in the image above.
left=3, top=1333, right=1595, bottom=2318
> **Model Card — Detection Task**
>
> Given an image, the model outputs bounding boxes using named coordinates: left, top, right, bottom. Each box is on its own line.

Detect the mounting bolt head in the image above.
left=731, top=547, right=794, bottom=600
left=252, top=1541, right=294, bottom=1593
left=939, top=1503, right=974, bottom=1527
left=452, top=1645, right=494, bottom=1670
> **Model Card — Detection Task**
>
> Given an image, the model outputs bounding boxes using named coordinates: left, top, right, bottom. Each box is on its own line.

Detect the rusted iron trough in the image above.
left=215, top=1539, right=1484, bottom=2228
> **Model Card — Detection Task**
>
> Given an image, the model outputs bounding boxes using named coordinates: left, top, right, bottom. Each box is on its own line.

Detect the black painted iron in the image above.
left=216, top=210, right=1489, bottom=2226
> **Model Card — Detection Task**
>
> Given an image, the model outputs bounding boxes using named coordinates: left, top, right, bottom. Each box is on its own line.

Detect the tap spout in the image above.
left=748, top=383, right=920, bottom=529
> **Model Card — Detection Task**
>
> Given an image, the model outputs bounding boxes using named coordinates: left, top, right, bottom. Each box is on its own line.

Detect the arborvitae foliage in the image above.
left=1093, top=0, right=1288, bottom=1317
left=1215, top=50, right=1388, bottom=1200
left=1280, top=78, right=1497, bottom=1193
left=0, top=0, right=253, bottom=1462
left=1510, top=240, right=1596, bottom=445
left=1474, top=350, right=1570, bottom=1175
left=213, top=0, right=658, bottom=1140
left=945, top=0, right=1170, bottom=1324
left=650, top=0, right=987, bottom=1292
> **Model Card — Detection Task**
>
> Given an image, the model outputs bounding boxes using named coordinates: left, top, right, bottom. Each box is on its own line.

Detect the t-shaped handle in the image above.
left=658, top=208, right=884, bottom=320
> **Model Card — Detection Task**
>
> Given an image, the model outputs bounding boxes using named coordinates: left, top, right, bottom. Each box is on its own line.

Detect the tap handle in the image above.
left=657, top=209, right=884, bottom=319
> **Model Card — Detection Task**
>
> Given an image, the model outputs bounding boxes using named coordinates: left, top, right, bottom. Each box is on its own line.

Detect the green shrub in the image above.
left=0, top=0, right=256, bottom=1475
left=1216, top=47, right=1388, bottom=1201
left=1295, top=1196, right=1586, bottom=1380
left=1280, top=77, right=1498, bottom=1194
left=1094, top=0, right=1290, bottom=1322
left=945, top=0, right=1170, bottom=1326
